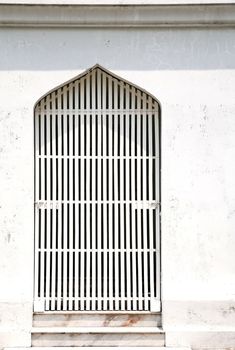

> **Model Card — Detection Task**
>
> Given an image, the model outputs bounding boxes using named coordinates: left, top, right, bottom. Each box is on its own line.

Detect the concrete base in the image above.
left=31, top=330, right=165, bottom=347
left=166, top=330, right=235, bottom=349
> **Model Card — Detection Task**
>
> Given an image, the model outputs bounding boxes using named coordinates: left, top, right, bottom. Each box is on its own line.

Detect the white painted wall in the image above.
left=0, top=24, right=235, bottom=348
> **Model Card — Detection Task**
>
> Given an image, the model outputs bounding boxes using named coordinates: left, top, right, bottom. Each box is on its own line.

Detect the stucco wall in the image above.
left=0, top=24, right=235, bottom=348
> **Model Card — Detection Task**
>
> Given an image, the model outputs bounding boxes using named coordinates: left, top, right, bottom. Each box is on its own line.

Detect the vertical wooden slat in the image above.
left=86, top=73, right=91, bottom=310
left=142, top=93, right=148, bottom=310
left=74, top=81, right=79, bottom=310
left=130, top=87, right=137, bottom=311
left=51, top=94, right=57, bottom=310
left=97, top=69, right=102, bottom=310
left=39, top=104, right=45, bottom=304
left=62, top=88, right=68, bottom=311
left=136, top=89, right=143, bottom=311
left=102, top=73, right=108, bottom=311
left=119, top=82, right=125, bottom=310
left=34, top=107, right=39, bottom=303
left=155, top=107, right=159, bottom=201
left=69, top=88, right=74, bottom=310
left=148, top=101, right=154, bottom=309
left=113, top=78, right=119, bottom=310
left=45, top=95, right=51, bottom=310
left=108, top=76, right=113, bottom=309
left=91, top=72, right=96, bottom=310
left=57, top=90, right=62, bottom=310
left=80, top=79, right=85, bottom=311
left=125, top=85, right=131, bottom=311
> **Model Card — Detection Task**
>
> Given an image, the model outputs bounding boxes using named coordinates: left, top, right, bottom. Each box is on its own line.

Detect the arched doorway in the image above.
left=34, top=65, right=160, bottom=312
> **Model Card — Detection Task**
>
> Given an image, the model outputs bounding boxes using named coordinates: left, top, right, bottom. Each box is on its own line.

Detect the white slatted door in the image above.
left=34, top=66, right=160, bottom=312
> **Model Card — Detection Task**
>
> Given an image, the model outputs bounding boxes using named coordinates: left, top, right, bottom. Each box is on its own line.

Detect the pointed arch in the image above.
left=34, top=64, right=161, bottom=111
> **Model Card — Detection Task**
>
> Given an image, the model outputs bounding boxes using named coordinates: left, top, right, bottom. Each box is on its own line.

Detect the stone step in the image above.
left=32, top=326, right=163, bottom=333
left=33, top=312, right=161, bottom=328
left=7, top=347, right=191, bottom=350
left=31, top=326, right=165, bottom=347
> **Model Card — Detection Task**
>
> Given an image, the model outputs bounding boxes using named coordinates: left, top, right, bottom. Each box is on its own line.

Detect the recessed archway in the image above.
left=34, top=64, right=161, bottom=312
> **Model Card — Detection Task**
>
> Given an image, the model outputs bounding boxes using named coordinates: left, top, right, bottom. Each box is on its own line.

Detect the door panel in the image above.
left=34, top=66, right=160, bottom=312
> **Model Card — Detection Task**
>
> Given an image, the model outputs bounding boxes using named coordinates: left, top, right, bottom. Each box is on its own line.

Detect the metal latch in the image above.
left=34, top=201, right=60, bottom=209
left=133, top=201, right=160, bottom=209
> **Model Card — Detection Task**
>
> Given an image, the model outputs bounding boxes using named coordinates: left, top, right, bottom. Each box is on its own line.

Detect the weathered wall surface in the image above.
left=0, top=25, right=235, bottom=348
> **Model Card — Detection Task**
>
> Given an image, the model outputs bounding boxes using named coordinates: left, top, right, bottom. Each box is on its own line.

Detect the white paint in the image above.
left=0, top=6, right=235, bottom=349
